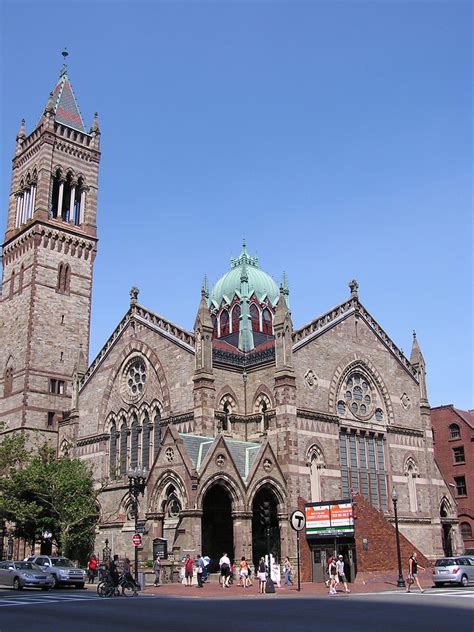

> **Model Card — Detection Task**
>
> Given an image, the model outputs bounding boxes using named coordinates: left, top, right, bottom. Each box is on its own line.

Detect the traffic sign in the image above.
left=290, top=510, right=306, bottom=531
left=132, top=533, right=142, bottom=547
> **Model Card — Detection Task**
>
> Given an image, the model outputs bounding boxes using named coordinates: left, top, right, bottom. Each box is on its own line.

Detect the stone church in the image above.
left=0, top=61, right=462, bottom=578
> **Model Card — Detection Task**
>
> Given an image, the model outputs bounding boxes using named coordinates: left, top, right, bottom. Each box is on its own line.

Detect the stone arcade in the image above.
left=0, top=60, right=462, bottom=579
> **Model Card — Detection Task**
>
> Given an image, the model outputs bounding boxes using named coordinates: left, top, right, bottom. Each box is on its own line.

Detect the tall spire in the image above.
left=410, top=330, right=424, bottom=368
left=410, top=331, right=429, bottom=405
left=39, top=49, right=86, bottom=132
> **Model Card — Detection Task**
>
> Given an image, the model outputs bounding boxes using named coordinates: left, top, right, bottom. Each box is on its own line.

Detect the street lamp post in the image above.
left=391, top=487, right=406, bottom=588
left=128, top=466, right=147, bottom=581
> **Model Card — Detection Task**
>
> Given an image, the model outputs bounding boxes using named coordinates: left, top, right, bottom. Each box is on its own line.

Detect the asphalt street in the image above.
left=0, top=588, right=472, bottom=632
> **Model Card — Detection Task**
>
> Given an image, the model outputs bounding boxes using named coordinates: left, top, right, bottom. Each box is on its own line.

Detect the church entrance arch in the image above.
left=201, top=484, right=234, bottom=572
left=252, top=486, right=281, bottom=569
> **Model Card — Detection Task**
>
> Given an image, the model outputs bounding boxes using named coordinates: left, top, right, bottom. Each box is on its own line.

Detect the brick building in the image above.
left=1, top=60, right=463, bottom=577
left=431, top=405, right=474, bottom=553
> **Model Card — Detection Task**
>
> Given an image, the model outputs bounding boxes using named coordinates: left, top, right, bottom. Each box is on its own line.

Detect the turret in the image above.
left=410, top=331, right=429, bottom=405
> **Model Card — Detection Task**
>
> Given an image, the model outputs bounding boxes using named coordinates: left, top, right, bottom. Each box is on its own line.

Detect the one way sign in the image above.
left=290, top=510, right=306, bottom=531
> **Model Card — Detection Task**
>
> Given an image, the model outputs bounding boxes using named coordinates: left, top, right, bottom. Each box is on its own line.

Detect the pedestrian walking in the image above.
left=219, top=552, right=231, bottom=588
left=153, top=555, right=161, bottom=586
left=283, top=557, right=294, bottom=587
left=328, top=556, right=338, bottom=595
left=406, top=552, right=425, bottom=593
left=87, top=554, right=98, bottom=584
left=239, top=556, right=250, bottom=587
left=258, top=557, right=267, bottom=594
left=336, top=554, right=350, bottom=593
left=196, top=554, right=205, bottom=588
left=184, top=554, right=194, bottom=587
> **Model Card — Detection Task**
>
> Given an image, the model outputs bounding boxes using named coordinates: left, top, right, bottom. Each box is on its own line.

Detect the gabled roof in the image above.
left=432, top=405, right=474, bottom=430
left=179, top=433, right=261, bottom=481
left=43, top=66, right=86, bottom=132
left=292, top=295, right=417, bottom=379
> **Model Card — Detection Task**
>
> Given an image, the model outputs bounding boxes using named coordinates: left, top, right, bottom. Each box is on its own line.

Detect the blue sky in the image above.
left=1, top=1, right=472, bottom=408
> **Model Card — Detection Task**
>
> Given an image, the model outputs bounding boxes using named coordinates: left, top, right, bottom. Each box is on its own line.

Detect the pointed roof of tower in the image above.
left=410, top=330, right=425, bottom=367
left=40, top=50, right=86, bottom=132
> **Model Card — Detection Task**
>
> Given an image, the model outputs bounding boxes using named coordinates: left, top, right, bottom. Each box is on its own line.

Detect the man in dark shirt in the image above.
left=109, top=554, right=120, bottom=591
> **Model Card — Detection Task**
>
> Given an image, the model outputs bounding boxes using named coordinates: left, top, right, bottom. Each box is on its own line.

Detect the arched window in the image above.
left=4, top=366, right=14, bottom=398
left=460, top=522, right=472, bottom=540
left=220, top=310, right=229, bottom=337
left=142, top=415, right=150, bottom=469
left=250, top=303, right=260, bottom=332
left=119, top=420, right=128, bottom=476
left=309, top=447, right=325, bottom=503
left=153, top=410, right=161, bottom=458
left=231, top=304, right=241, bottom=334
left=262, top=308, right=272, bottom=335
left=405, top=458, right=419, bottom=513
left=130, top=416, right=138, bottom=468
left=449, top=424, right=460, bottom=439
left=9, top=269, right=15, bottom=298
left=211, top=315, right=218, bottom=337
left=222, top=402, right=230, bottom=432
left=109, top=422, right=117, bottom=478
left=57, top=263, right=71, bottom=295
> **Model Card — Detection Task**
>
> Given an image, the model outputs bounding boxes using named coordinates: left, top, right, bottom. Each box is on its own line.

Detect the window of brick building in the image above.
left=47, top=412, right=55, bottom=427
left=453, top=446, right=465, bottom=464
left=454, top=476, right=467, bottom=497
left=449, top=423, right=461, bottom=439
left=460, top=522, right=472, bottom=540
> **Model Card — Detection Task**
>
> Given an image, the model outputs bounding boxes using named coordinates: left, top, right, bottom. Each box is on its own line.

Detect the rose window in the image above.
left=121, top=357, right=148, bottom=404
left=344, top=373, right=374, bottom=419
left=127, top=359, right=146, bottom=396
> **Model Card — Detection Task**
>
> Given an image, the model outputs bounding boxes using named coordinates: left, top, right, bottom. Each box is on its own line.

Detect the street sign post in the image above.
left=132, top=533, right=142, bottom=547
left=290, top=510, right=306, bottom=592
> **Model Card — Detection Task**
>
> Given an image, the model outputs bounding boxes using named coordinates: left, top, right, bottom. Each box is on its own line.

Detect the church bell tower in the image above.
left=0, top=52, right=101, bottom=442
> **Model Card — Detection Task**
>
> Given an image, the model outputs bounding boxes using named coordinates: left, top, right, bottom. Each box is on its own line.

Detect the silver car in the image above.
left=0, top=560, right=54, bottom=590
left=26, top=555, right=86, bottom=588
left=433, top=556, right=474, bottom=587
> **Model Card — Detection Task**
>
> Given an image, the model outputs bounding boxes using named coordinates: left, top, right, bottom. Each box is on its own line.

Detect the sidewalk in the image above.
left=140, top=572, right=433, bottom=599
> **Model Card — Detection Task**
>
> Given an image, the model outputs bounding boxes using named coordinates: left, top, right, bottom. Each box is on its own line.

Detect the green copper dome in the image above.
left=209, top=243, right=280, bottom=308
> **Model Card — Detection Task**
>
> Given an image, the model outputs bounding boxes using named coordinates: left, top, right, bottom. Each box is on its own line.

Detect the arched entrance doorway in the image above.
left=440, top=499, right=453, bottom=557
left=202, top=484, right=233, bottom=572
left=252, top=486, right=280, bottom=569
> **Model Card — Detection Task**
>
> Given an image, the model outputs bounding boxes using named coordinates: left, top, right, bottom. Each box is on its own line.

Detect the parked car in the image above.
left=0, top=560, right=54, bottom=590
left=26, top=555, right=85, bottom=588
left=432, top=556, right=474, bottom=587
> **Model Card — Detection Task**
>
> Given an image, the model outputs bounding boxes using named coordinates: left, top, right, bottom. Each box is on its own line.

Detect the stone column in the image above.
left=57, top=180, right=65, bottom=219
left=15, top=194, right=21, bottom=227
left=69, top=184, right=76, bottom=223
left=79, top=188, right=86, bottom=224
left=173, top=509, right=202, bottom=557
left=278, top=512, right=291, bottom=561
left=30, top=185, right=36, bottom=219
left=232, top=511, right=253, bottom=563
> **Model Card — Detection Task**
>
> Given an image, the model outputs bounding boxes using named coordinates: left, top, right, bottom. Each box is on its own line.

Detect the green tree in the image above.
left=1, top=445, right=99, bottom=562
